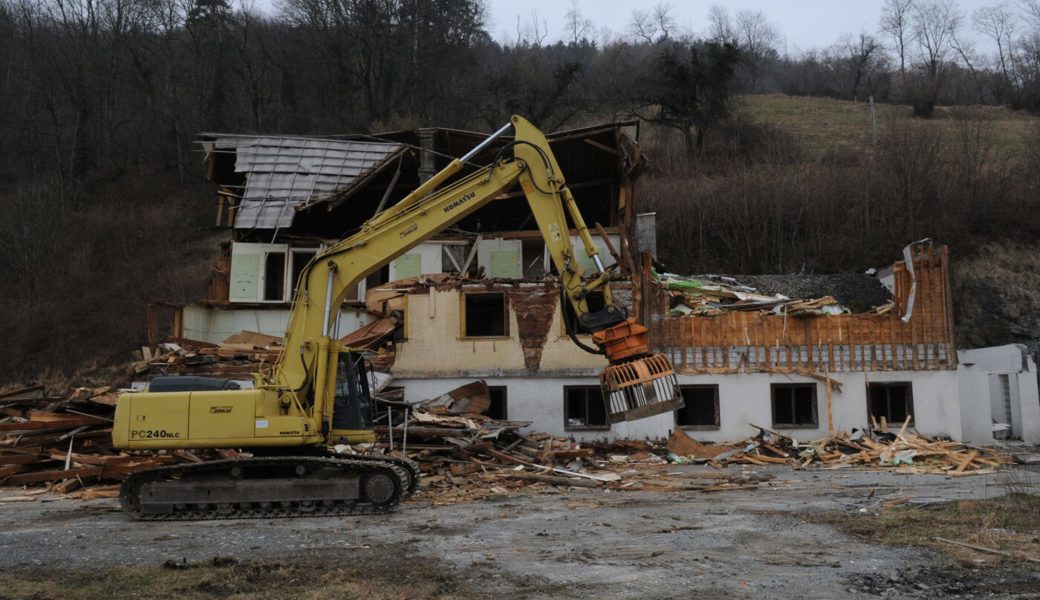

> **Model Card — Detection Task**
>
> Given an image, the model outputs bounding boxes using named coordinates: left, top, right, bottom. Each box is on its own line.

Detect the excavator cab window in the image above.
left=331, top=352, right=373, bottom=433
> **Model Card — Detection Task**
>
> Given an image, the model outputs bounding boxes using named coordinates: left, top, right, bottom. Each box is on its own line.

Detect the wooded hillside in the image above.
left=1, top=0, right=1038, bottom=382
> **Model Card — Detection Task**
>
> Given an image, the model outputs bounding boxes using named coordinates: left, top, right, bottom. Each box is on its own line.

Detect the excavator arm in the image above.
left=276, top=116, right=677, bottom=439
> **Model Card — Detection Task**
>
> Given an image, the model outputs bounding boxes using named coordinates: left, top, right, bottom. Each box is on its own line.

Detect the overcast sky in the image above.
left=484, top=0, right=996, bottom=51
left=252, top=0, right=1004, bottom=52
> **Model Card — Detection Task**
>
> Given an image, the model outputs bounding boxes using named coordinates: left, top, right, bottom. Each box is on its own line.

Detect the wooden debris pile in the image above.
left=368, top=380, right=771, bottom=503
left=658, top=272, right=850, bottom=317
left=0, top=384, right=240, bottom=494
left=667, top=419, right=1013, bottom=475
left=132, top=331, right=283, bottom=380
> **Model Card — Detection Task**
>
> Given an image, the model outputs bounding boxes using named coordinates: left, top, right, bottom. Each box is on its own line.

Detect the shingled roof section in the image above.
left=210, top=136, right=405, bottom=230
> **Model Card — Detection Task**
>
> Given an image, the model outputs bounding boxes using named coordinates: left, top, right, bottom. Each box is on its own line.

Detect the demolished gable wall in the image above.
left=390, top=284, right=618, bottom=378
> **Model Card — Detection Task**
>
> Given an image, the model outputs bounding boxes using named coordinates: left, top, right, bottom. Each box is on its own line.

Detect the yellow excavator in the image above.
left=113, top=116, right=683, bottom=520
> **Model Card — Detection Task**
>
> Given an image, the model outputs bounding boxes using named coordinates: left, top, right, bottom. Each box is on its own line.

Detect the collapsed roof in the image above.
left=198, top=135, right=406, bottom=230
left=197, top=122, right=643, bottom=237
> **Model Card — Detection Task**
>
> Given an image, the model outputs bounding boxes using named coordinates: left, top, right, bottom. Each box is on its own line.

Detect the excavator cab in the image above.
left=331, top=352, right=375, bottom=444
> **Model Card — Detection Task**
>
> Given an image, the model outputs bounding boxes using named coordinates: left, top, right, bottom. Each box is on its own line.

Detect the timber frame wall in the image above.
left=638, top=243, right=956, bottom=373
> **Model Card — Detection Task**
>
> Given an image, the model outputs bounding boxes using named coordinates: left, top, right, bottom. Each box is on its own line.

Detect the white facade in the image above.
left=393, top=370, right=965, bottom=443
left=957, top=344, right=1040, bottom=443
left=390, top=348, right=1040, bottom=444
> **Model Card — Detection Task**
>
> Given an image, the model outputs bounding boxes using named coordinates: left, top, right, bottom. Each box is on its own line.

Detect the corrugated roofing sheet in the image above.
left=214, top=136, right=404, bottom=229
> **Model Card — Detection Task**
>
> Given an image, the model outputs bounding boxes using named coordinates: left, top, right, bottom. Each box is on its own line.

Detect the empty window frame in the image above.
left=487, top=386, right=508, bottom=420
left=675, top=385, right=720, bottom=429
left=771, top=383, right=818, bottom=428
left=564, top=386, right=609, bottom=431
left=867, top=382, right=914, bottom=426
left=521, top=239, right=546, bottom=278
left=462, top=292, right=508, bottom=337
left=262, top=250, right=287, bottom=301
left=289, top=248, right=318, bottom=298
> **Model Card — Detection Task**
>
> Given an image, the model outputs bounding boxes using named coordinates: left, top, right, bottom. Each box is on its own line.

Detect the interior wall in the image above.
left=182, top=305, right=371, bottom=345
left=959, top=345, right=1040, bottom=443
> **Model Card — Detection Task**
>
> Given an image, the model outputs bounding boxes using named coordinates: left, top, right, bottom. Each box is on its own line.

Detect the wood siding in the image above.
left=644, top=243, right=956, bottom=373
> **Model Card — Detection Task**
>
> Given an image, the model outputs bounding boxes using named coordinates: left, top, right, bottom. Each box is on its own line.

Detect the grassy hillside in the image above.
left=736, top=94, right=1039, bottom=160
left=639, top=93, right=1040, bottom=351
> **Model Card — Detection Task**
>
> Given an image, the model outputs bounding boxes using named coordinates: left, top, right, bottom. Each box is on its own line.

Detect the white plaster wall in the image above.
left=955, top=364, right=996, bottom=444
left=182, top=306, right=370, bottom=345
left=391, top=369, right=961, bottom=443
left=1019, top=364, right=1040, bottom=443
left=674, top=371, right=961, bottom=443
left=391, top=376, right=673, bottom=442
left=959, top=344, right=1040, bottom=443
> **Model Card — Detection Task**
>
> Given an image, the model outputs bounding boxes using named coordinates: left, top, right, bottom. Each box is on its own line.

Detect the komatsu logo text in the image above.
left=443, top=192, right=476, bottom=214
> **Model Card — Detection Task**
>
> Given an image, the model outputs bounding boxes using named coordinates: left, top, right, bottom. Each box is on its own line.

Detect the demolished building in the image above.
left=151, top=122, right=1039, bottom=446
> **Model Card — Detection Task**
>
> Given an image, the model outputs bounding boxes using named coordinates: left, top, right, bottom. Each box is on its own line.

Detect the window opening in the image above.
left=464, top=292, right=508, bottom=337
left=521, top=239, right=546, bottom=278
left=867, top=382, right=914, bottom=425
left=289, top=249, right=318, bottom=297
left=675, top=385, right=720, bottom=428
left=263, top=251, right=287, bottom=301
left=487, top=386, right=508, bottom=420
left=771, top=383, right=818, bottom=428
left=564, top=386, right=608, bottom=430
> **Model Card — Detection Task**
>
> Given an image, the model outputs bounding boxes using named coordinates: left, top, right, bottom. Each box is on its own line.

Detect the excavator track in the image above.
left=119, top=455, right=418, bottom=521
left=334, top=453, right=421, bottom=498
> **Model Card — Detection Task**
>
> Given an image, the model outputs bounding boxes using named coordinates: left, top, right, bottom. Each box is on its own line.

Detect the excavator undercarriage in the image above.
left=120, top=454, right=420, bottom=520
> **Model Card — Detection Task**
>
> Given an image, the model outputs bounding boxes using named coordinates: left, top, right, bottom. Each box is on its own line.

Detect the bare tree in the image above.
left=735, top=9, right=778, bottom=89
left=629, top=2, right=676, bottom=44
left=516, top=10, right=549, bottom=46
left=906, top=0, right=961, bottom=114
left=974, top=3, right=1019, bottom=87
left=912, top=0, right=961, bottom=77
left=881, top=0, right=916, bottom=81
left=1019, top=0, right=1040, bottom=110
left=951, top=27, right=986, bottom=102
left=824, top=33, right=886, bottom=100
left=563, top=0, right=593, bottom=45
left=707, top=5, right=736, bottom=44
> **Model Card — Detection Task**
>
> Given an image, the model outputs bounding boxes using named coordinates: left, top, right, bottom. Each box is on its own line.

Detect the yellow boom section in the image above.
left=272, top=116, right=616, bottom=438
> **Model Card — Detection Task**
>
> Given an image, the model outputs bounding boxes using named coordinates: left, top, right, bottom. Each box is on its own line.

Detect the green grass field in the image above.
left=735, top=94, right=1039, bottom=160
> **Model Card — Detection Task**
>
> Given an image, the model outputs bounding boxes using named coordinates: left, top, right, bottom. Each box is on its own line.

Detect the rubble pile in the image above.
left=657, top=269, right=903, bottom=317
left=366, top=381, right=774, bottom=504
left=667, top=419, right=1013, bottom=474
left=0, top=359, right=1015, bottom=502
left=0, top=384, right=233, bottom=498
left=131, top=331, right=283, bottom=380
left=658, top=271, right=851, bottom=317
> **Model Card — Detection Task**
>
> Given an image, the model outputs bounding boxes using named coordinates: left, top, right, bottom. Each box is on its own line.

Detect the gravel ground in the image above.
left=2, top=465, right=1038, bottom=599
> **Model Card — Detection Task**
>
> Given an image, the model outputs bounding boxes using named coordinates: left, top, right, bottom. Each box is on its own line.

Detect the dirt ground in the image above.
left=1, top=465, right=1039, bottom=599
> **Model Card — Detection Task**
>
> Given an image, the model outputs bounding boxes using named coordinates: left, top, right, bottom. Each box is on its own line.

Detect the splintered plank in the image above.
left=0, top=417, right=105, bottom=432
left=954, top=451, right=978, bottom=474
left=4, top=466, right=103, bottom=485
left=0, top=452, right=44, bottom=465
